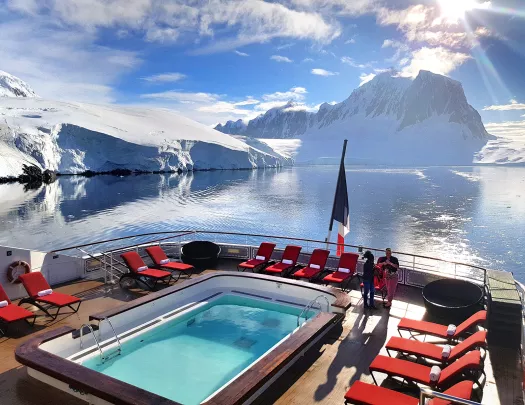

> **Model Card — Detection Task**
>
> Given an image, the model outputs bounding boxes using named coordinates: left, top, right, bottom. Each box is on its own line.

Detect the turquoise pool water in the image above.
left=81, top=295, right=313, bottom=405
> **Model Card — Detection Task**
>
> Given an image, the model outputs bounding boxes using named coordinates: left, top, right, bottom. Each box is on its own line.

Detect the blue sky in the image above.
left=1, top=0, right=525, bottom=134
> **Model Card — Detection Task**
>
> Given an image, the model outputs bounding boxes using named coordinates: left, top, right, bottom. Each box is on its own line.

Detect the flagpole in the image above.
left=325, top=139, right=348, bottom=250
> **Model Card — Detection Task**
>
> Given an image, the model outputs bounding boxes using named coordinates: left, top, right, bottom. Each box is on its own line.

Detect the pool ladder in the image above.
left=297, top=295, right=330, bottom=327
left=79, top=317, right=122, bottom=363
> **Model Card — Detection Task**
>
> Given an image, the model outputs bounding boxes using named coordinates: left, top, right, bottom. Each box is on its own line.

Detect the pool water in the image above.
left=81, top=295, right=313, bottom=405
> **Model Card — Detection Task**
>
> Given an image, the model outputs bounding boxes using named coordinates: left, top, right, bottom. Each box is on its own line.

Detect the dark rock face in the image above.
left=214, top=70, right=490, bottom=141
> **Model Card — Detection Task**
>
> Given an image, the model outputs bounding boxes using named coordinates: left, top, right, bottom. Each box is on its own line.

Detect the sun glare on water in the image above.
left=437, top=0, right=490, bottom=21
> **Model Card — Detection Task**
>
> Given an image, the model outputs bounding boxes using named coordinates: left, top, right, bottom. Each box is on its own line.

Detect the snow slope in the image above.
left=0, top=74, right=289, bottom=177
left=216, top=71, right=494, bottom=165
left=0, top=71, right=37, bottom=98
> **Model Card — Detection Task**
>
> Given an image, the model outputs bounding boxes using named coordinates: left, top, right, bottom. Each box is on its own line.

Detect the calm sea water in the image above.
left=0, top=165, right=524, bottom=281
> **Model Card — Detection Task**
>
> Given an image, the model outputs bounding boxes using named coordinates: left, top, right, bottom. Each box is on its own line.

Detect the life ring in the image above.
left=7, top=261, right=30, bottom=284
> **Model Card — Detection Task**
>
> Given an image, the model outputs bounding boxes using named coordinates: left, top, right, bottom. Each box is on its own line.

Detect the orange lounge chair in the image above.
left=0, top=283, right=36, bottom=336
left=18, top=272, right=81, bottom=320
left=293, top=249, right=330, bottom=281
left=398, top=310, right=487, bottom=341
left=386, top=331, right=487, bottom=365
left=264, top=245, right=302, bottom=276
left=369, top=350, right=484, bottom=390
left=359, top=268, right=387, bottom=304
left=323, top=252, right=359, bottom=292
left=120, top=251, right=174, bottom=290
left=145, top=246, right=194, bottom=281
left=344, top=380, right=474, bottom=405
left=237, top=242, right=276, bottom=272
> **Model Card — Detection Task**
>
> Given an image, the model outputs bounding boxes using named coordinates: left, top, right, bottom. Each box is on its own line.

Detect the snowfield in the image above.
left=217, top=70, right=498, bottom=166
left=0, top=97, right=290, bottom=177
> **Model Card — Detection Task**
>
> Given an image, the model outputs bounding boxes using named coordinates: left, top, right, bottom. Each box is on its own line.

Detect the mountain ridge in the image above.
left=215, top=70, right=490, bottom=141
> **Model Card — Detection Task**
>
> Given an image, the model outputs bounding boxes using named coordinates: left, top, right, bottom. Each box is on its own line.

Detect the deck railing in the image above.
left=52, top=229, right=488, bottom=288
left=419, top=387, right=481, bottom=405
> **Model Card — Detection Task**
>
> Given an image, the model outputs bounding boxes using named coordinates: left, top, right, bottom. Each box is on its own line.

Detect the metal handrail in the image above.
left=51, top=229, right=489, bottom=274
left=100, top=317, right=122, bottom=357
left=79, top=324, right=104, bottom=360
left=297, top=295, right=330, bottom=326
left=76, top=247, right=126, bottom=277
left=419, top=387, right=481, bottom=404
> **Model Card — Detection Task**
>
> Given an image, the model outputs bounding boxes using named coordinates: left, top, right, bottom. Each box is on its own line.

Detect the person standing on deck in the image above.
left=377, top=248, right=399, bottom=308
left=362, top=250, right=376, bottom=309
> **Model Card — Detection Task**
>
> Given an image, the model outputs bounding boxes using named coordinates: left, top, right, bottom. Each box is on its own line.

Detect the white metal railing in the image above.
left=51, top=229, right=489, bottom=288
left=297, top=295, right=330, bottom=326
left=419, top=387, right=481, bottom=404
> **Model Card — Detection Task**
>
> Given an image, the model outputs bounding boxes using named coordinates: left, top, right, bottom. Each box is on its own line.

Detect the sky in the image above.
left=1, top=0, right=525, bottom=137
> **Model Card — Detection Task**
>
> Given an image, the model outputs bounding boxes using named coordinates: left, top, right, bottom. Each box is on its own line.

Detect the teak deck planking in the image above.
left=0, top=262, right=521, bottom=405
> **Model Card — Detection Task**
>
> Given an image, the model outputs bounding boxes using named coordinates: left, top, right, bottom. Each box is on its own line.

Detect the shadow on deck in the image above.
left=0, top=259, right=521, bottom=405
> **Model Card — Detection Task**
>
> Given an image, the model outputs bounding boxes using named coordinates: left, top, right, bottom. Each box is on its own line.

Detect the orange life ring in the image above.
left=7, top=261, right=30, bottom=284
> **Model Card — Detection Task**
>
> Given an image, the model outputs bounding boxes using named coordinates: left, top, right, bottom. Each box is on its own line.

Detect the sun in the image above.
left=436, top=0, right=487, bottom=22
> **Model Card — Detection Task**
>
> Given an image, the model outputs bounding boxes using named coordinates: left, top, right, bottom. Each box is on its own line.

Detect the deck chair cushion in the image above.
left=19, top=272, right=51, bottom=298
left=34, top=292, right=80, bottom=307
left=157, top=262, right=194, bottom=272
left=344, top=381, right=473, bottom=405
left=344, top=381, right=418, bottom=405
left=265, top=262, right=293, bottom=273
left=0, top=304, right=35, bottom=322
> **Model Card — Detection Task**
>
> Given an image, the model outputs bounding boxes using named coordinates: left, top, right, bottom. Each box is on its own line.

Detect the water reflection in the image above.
left=0, top=166, right=524, bottom=280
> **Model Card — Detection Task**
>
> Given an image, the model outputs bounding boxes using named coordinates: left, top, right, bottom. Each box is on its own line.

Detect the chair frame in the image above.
left=18, top=296, right=81, bottom=320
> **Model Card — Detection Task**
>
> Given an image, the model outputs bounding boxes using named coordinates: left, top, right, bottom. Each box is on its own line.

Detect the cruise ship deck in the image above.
left=0, top=260, right=521, bottom=405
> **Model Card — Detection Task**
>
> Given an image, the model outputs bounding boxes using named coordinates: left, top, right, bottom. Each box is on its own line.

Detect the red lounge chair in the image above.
left=369, top=350, right=484, bottom=390
left=344, top=380, right=474, bottom=405
left=323, top=252, right=359, bottom=292
left=120, top=251, right=174, bottom=290
left=18, top=273, right=81, bottom=320
left=0, top=283, right=36, bottom=336
left=264, top=245, right=302, bottom=276
left=359, top=265, right=387, bottom=303
left=398, top=310, right=487, bottom=341
left=237, top=242, right=276, bottom=272
left=293, top=249, right=330, bottom=281
left=145, top=246, right=194, bottom=281
left=386, top=331, right=487, bottom=365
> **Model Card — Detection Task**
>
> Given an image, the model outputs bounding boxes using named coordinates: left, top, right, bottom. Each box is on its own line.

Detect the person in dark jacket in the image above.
left=362, top=250, right=376, bottom=309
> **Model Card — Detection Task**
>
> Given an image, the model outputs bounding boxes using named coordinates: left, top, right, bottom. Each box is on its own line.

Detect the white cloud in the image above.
left=140, top=91, right=219, bottom=103
left=311, top=68, right=339, bottom=76
left=400, top=47, right=471, bottom=77
left=7, top=0, right=341, bottom=54
left=0, top=19, right=141, bottom=103
left=345, top=38, right=356, bottom=44
left=271, top=55, right=293, bottom=63
left=302, top=58, right=314, bottom=62
left=261, top=87, right=307, bottom=102
left=234, top=50, right=249, bottom=57
left=483, top=100, right=525, bottom=111
left=359, top=72, right=376, bottom=86
left=142, top=72, right=186, bottom=82
left=341, top=56, right=371, bottom=68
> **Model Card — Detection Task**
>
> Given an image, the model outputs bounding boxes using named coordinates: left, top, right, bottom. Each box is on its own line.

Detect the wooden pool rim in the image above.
left=15, top=272, right=349, bottom=405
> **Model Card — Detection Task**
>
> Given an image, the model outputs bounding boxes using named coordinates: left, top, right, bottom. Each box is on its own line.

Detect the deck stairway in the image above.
left=486, top=269, right=522, bottom=349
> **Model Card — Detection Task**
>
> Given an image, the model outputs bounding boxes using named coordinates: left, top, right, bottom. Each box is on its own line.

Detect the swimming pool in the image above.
left=16, top=272, right=350, bottom=405
left=80, top=294, right=313, bottom=405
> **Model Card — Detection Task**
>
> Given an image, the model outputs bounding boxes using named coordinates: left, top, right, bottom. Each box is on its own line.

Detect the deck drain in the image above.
left=261, top=318, right=281, bottom=328
left=234, top=337, right=256, bottom=349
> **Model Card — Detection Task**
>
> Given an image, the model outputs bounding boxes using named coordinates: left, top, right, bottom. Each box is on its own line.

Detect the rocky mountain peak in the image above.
left=0, top=71, right=38, bottom=98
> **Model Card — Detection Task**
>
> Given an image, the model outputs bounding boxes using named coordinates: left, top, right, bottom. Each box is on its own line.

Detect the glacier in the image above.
left=0, top=72, right=289, bottom=178
left=216, top=70, right=498, bottom=166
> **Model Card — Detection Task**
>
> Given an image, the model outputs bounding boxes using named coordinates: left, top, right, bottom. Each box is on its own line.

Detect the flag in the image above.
left=332, top=157, right=350, bottom=256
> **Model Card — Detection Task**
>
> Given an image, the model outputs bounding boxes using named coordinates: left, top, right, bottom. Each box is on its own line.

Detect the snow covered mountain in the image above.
left=216, top=71, right=493, bottom=165
left=0, top=73, right=289, bottom=178
left=0, top=71, right=38, bottom=98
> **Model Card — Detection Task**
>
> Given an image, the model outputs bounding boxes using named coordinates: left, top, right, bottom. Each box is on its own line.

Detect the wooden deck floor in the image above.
left=0, top=266, right=521, bottom=405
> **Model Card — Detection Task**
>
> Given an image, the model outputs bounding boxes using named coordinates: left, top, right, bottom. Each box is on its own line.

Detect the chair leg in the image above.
left=371, top=371, right=378, bottom=385
left=20, top=298, right=54, bottom=319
